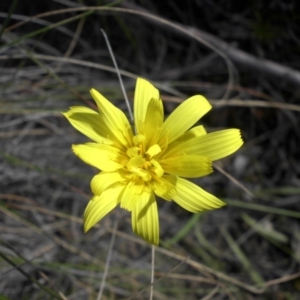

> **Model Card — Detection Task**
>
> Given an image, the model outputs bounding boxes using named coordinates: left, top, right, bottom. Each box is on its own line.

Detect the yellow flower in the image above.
left=63, top=78, right=243, bottom=245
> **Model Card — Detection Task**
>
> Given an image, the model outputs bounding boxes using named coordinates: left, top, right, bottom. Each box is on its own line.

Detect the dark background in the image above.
left=1, top=0, right=300, bottom=299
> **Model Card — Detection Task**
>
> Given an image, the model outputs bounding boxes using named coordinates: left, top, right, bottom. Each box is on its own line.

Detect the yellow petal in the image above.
left=84, top=184, right=124, bottom=232
left=198, top=129, right=243, bottom=161
left=160, top=155, right=212, bottom=178
left=167, top=125, right=206, bottom=149
left=62, top=106, right=113, bottom=144
left=160, top=125, right=207, bottom=159
left=133, top=134, right=146, bottom=145
left=159, top=95, right=211, bottom=144
left=90, top=89, right=133, bottom=149
left=151, top=175, right=177, bottom=200
left=172, top=177, right=226, bottom=212
left=72, top=143, right=127, bottom=171
left=131, top=191, right=159, bottom=245
left=91, top=171, right=127, bottom=195
left=143, top=98, right=163, bottom=147
left=187, top=125, right=207, bottom=137
left=120, top=181, right=145, bottom=211
left=134, top=78, right=160, bottom=134
left=165, top=129, right=243, bottom=161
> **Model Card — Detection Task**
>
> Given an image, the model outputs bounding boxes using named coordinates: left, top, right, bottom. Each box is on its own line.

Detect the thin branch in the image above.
left=214, top=164, right=254, bottom=198
left=123, top=2, right=300, bottom=88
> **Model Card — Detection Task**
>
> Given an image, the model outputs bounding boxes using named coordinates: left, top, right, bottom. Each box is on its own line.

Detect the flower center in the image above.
left=126, top=134, right=164, bottom=181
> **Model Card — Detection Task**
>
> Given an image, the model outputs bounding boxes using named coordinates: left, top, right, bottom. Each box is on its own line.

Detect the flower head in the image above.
left=63, top=78, right=243, bottom=245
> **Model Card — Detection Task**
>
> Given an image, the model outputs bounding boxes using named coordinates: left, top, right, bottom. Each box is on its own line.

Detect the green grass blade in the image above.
left=164, top=213, right=202, bottom=246
left=242, top=213, right=288, bottom=243
left=0, top=10, right=94, bottom=50
left=220, top=227, right=264, bottom=286
left=194, top=225, right=222, bottom=257
left=0, top=0, right=19, bottom=39
left=0, top=149, right=89, bottom=179
left=0, top=250, right=64, bottom=300
left=225, top=199, right=300, bottom=219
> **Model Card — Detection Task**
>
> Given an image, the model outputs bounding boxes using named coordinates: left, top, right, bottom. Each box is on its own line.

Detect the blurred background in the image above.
left=1, top=0, right=300, bottom=299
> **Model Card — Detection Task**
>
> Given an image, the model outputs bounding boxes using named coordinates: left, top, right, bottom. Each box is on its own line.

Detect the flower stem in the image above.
left=149, top=245, right=155, bottom=300
left=96, top=221, right=118, bottom=300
